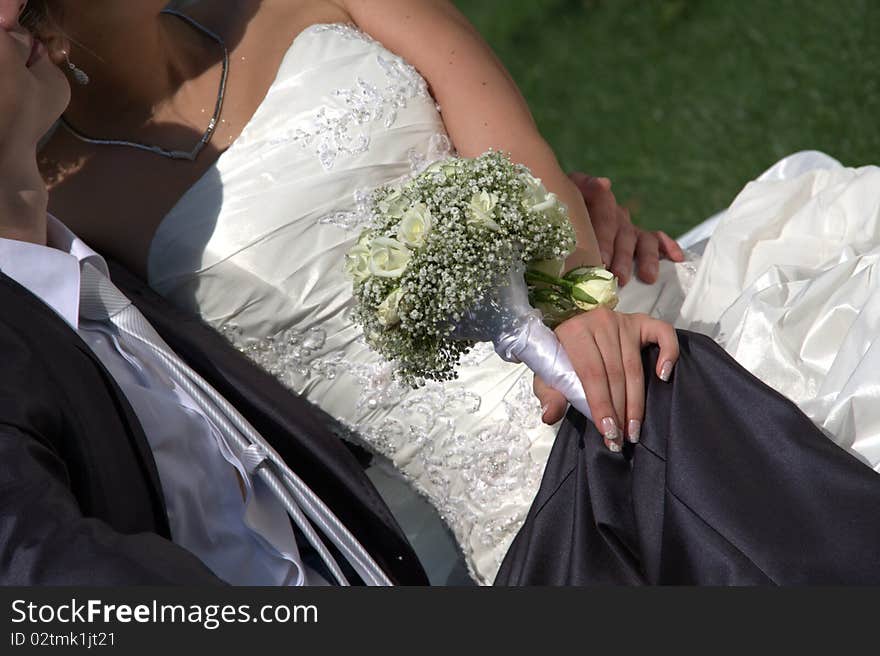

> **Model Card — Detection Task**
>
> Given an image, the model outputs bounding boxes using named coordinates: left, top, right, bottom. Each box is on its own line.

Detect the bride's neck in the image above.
left=61, top=12, right=224, bottom=138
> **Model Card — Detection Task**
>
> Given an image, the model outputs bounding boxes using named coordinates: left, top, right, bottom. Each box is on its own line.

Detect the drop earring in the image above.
left=62, top=50, right=89, bottom=85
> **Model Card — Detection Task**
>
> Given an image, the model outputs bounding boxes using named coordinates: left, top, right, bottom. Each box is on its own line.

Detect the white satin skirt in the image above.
left=620, top=150, right=880, bottom=472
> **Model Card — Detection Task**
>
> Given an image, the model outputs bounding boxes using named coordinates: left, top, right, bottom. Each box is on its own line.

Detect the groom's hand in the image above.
left=569, top=172, right=684, bottom=285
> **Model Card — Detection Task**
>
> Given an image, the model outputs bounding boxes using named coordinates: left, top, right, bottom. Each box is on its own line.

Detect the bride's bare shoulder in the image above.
left=185, top=0, right=352, bottom=38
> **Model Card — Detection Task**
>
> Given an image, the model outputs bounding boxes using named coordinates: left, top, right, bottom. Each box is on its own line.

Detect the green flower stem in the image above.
left=526, top=268, right=599, bottom=307
left=525, top=268, right=573, bottom=290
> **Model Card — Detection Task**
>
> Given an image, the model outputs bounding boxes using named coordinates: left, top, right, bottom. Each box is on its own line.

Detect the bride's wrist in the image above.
left=564, top=244, right=603, bottom=270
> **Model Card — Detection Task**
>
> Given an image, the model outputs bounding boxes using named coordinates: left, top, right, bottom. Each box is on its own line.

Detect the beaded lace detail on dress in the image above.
left=271, top=24, right=432, bottom=171
left=220, top=321, right=547, bottom=583
left=318, top=133, right=454, bottom=231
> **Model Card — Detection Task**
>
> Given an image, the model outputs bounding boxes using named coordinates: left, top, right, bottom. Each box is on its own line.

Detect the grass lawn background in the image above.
left=453, top=0, right=880, bottom=236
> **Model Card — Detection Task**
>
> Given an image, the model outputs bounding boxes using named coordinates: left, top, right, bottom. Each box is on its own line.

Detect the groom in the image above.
left=0, top=219, right=427, bottom=586
left=0, top=208, right=426, bottom=586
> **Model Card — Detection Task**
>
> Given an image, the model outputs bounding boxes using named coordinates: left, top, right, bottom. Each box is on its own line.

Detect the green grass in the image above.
left=454, top=0, right=880, bottom=236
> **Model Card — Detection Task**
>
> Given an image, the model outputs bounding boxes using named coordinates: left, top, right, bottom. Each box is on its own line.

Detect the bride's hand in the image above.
left=534, top=309, right=679, bottom=452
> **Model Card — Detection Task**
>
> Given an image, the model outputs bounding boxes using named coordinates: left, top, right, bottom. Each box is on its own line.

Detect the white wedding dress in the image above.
left=150, top=24, right=554, bottom=585
left=149, top=23, right=880, bottom=585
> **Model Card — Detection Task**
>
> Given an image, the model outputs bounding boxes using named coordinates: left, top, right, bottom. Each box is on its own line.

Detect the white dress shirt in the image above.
left=0, top=216, right=326, bottom=585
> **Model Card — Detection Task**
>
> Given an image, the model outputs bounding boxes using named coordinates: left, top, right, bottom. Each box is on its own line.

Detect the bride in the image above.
left=25, top=0, right=681, bottom=584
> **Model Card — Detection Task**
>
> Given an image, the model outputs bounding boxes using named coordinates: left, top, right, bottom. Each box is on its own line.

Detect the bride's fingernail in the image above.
left=601, top=417, right=620, bottom=450
left=541, top=404, right=552, bottom=422
left=659, top=360, right=674, bottom=382
left=627, top=419, right=641, bottom=443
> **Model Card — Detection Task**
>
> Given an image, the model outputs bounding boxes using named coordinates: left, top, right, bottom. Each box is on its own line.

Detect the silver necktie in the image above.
left=79, top=262, right=392, bottom=586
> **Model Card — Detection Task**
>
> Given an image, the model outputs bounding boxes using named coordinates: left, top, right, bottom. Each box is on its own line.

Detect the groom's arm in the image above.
left=0, top=423, right=226, bottom=586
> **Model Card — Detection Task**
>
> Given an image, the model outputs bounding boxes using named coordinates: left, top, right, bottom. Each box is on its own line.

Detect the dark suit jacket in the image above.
left=496, top=331, right=880, bottom=585
left=0, top=266, right=427, bottom=585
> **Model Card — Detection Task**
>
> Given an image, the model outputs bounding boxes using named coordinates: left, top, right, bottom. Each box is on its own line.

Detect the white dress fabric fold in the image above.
left=622, top=150, right=880, bottom=472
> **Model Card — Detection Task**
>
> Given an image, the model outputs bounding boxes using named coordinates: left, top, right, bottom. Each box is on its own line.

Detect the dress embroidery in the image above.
left=318, top=133, right=455, bottom=231
left=318, top=187, right=374, bottom=231
left=220, top=319, right=545, bottom=583
left=275, top=24, right=431, bottom=170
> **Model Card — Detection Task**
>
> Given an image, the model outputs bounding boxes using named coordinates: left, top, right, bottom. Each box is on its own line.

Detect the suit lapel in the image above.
left=0, top=273, right=171, bottom=538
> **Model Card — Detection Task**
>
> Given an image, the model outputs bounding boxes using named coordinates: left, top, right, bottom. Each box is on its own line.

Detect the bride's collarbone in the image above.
left=42, top=145, right=210, bottom=277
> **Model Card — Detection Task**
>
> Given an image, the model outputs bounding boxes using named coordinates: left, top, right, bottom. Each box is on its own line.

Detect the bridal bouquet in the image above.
left=346, top=151, right=617, bottom=417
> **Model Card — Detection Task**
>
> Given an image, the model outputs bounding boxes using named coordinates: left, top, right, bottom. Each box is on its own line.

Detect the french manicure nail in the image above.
left=659, top=360, right=674, bottom=382
left=627, top=419, right=641, bottom=443
left=601, top=416, right=619, bottom=440
left=606, top=439, right=622, bottom=453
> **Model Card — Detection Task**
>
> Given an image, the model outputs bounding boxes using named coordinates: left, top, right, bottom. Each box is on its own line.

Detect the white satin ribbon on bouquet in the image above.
left=454, top=263, right=592, bottom=421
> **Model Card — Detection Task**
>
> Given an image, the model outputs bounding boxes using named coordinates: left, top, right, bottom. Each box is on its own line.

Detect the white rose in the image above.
left=344, top=237, right=372, bottom=282
left=520, top=172, right=550, bottom=210
left=426, top=158, right=458, bottom=178
left=369, top=237, right=411, bottom=278
left=467, top=191, right=501, bottom=231
left=376, top=288, right=404, bottom=327
left=377, top=187, right=409, bottom=219
left=520, top=173, right=570, bottom=222
left=396, top=203, right=433, bottom=248
left=570, top=268, right=619, bottom=311
left=530, top=191, right=561, bottom=214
